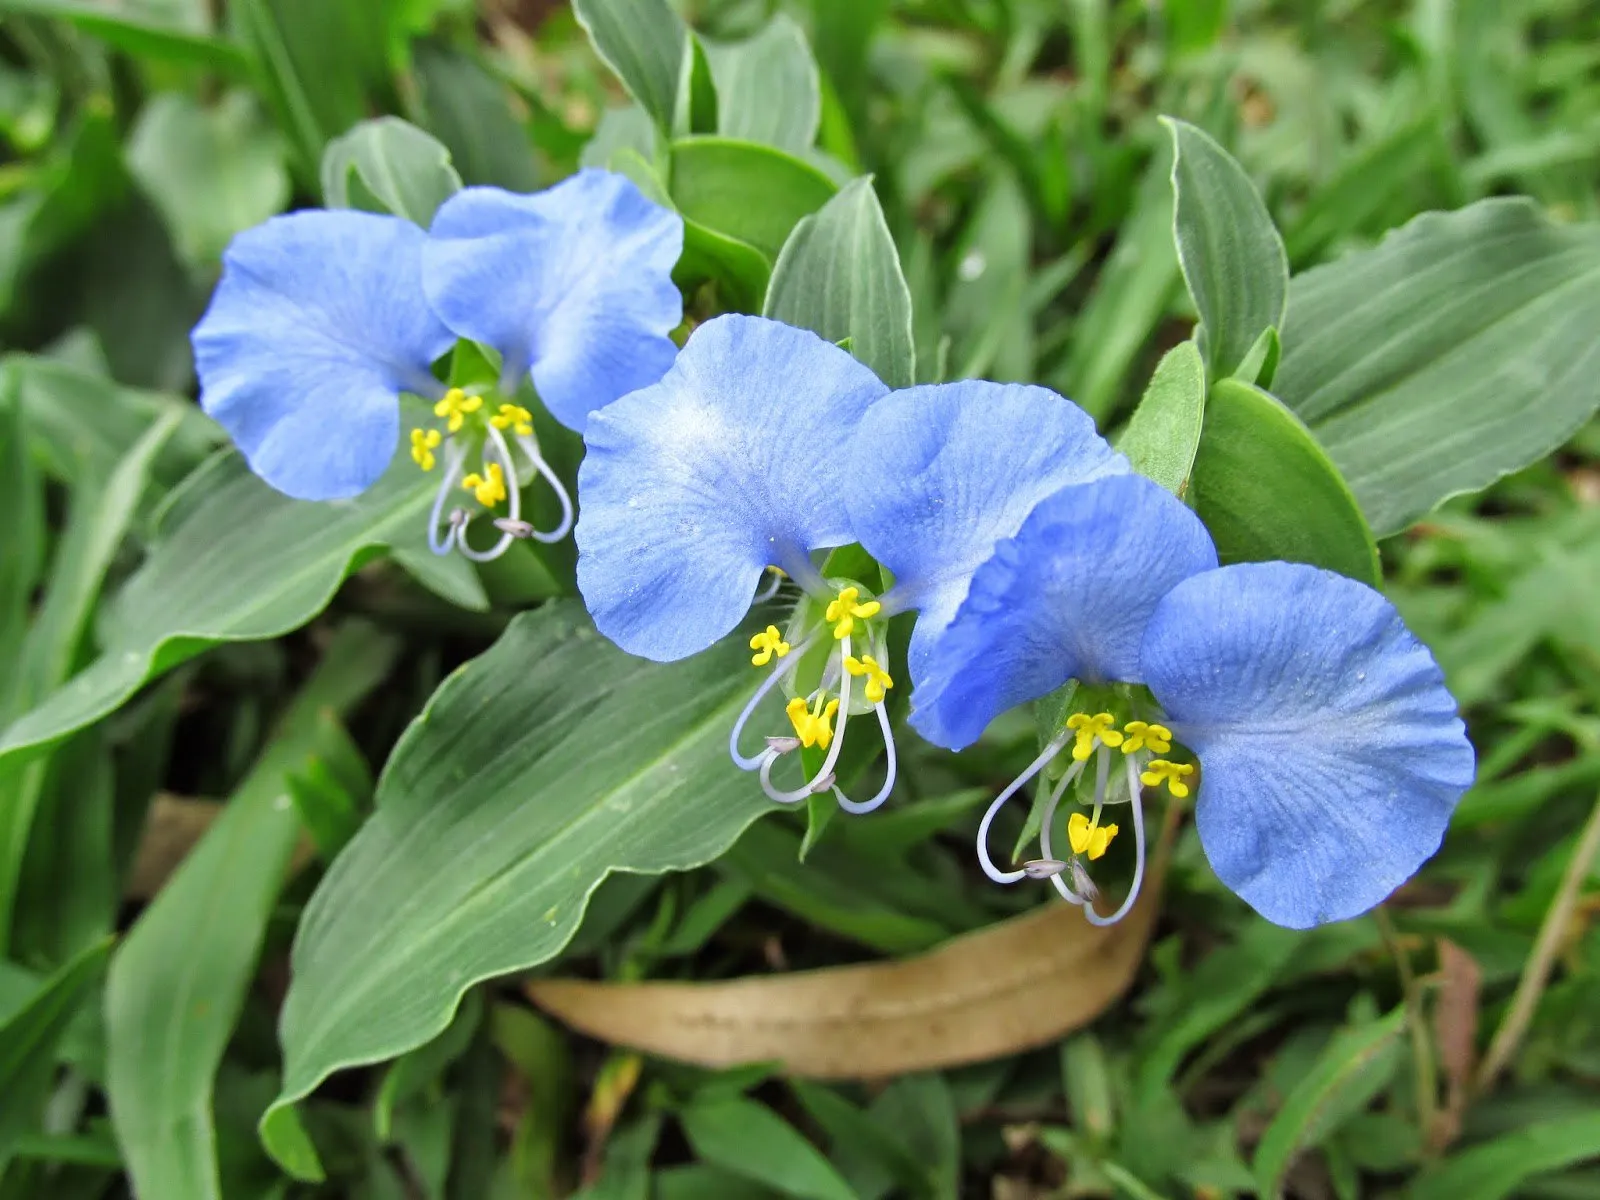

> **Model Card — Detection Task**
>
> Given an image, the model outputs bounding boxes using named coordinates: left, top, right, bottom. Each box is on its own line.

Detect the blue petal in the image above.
left=193, top=211, right=453, bottom=501
left=1141, top=563, right=1475, bottom=928
left=910, top=475, right=1217, bottom=750
left=423, top=170, right=684, bottom=432
left=576, top=315, right=889, bottom=662
left=847, top=381, right=1128, bottom=676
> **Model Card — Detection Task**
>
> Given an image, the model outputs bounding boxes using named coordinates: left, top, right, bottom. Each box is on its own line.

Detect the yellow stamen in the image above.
left=409, top=427, right=441, bottom=471
left=1067, top=811, right=1119, bottom=860
left=1141, top=759, right=1194, bottom=798
left=785, top=693, right=840, bottom=749
left=461, top=461, right=507, bottom=508
left=1121, top=720, right=1172, bottom=755
left=749, top=625, right=791, bottom=667
left=434, top=387, right=483, bottom=434
left=824, top=586, right=882, bottom=640
left=490, top=402, right=534, bottom=437
left=1065, top=712, right=1124, bottom=761
left=843, top=654, right=894, bottom=704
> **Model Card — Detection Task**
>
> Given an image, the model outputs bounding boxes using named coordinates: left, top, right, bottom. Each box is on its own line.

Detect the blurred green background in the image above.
left=1, top=0, right=1599, bottom=1197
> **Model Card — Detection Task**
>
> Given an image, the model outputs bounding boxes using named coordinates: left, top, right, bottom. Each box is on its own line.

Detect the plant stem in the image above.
left=1475, top=789, right=1600, bottom=1095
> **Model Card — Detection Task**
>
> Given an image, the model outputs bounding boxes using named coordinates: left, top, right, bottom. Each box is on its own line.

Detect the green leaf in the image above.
left=1114, top=340, right=1206, bottom=497
left=0, top=413, right=177, bottom=954
left=12, top=731, right=115, bottom=966
left=0, top=937, right=110, bottom=1171
left=581, top=106, right=660, bottom=174
left=0, top=104, right=127, bottom=317
left=680, top=1096, right=857, bottom=1200
left=790, top=1081, right=930, bottom=1199
left=869, top=1076, right=960, bottom=1200
left=321, top=116, right=461, bottom=227
left=1136, top=923, right=1303, bottom=1100
left=0, top=375, right=43, bottom=721
left=0, top=448, right=467, bottom=779
left=669, top=136, right=838, bottom=260
left=705, top=15, right=820, bottom=154
left=1408, top=1112, right=1600, bottom=1200
left=1275, top=198, right=1600, bottom=536
left=231, top=0, right=395, bottom=179
left=763, top=176, right=914, bottom=388
left=673, top=32, right=717, bottom=139
left=1054, top=138, right=1179, bottom=420
left=262, top=605, right=769, bottom=1175
left=571, top=0, right=686, bottom=131
left=944, top=171, right=1032, bottom=382
left=1235, top=326, right=1281, bottom=390
left=0, top=0, right=246, bottom=70
left=1190, top=378, right=1381, bottom=587
left=410, top=44, right=540, bottom=192
left=679, top=215, right=772, bottom=314
left=1162, top=117, right=1289, bottom=381
left=125, top=91, right=289, bottom=271
left=1061, top=1035, right=1116, bottom=1141
left=377, top=990, right=483, bottom=1141
left=2, top=354, right=221, bottom=495
left=286, top=711, right=372, bottom=862
left=1253, top=1008, right=1405, bottom=1196
left=104, top=624, right=396, bottom=1198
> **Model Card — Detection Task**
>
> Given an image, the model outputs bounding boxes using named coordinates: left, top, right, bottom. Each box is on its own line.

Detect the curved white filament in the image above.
left=760, top=636, right=854, bottom=805
left=515, top=433, right=574, bottom=543
left=975, top=732, right=1071, bottom=885
left=753, top=567, right=785, bottom=606
left=1083, top=754, right=1148, bottom=927
left=832, top=701, right=898, bottom=814
left=728, top=631, right=821, bottom=770
left=1037, top=753, right=1092, bottom=906
left=427, top=442, right=469, bottom=556
left=455, top=425, right=521, bottom=563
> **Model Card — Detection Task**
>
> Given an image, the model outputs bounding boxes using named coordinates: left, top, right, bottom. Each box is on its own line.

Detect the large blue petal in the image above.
left=847, top=381, right=1127, bottom=676
left=911, top=475, right=1217, bottom=750
left=576, top=315, right=889, bottom=662
left=1141, top=563, right=1475, bottom=928
left=423, top=170, right=684, bottom=433
left=193, top=211, right=453, bottom=501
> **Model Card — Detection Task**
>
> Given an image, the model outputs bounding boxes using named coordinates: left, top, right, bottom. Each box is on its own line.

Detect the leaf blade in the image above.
left=763, top=176, right=914, bottom=388
left=1163, top=117, right=1289, bottom=381
left=263, top=605, right=770, bottom=1172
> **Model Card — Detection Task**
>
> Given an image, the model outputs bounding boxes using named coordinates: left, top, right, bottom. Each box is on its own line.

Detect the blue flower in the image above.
left=193, top=170, right=684, bottom=561
left=422, top=169, right=684, bottom=433
left=909, top=473, right=1218, bottom=751
left=918, top=474, right=1474, bottom=929
left=845, top=380, right=1128, bottom=678
left=577, top=314, right=901, bottom=812
left=1141, top=563, right=1475, bottom=928
left=193, top=210, right=453, bottom=502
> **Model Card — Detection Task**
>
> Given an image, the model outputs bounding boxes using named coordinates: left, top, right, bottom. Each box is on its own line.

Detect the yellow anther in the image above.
left=785, top=693, right=840, bottom=750
left=749, top=625, right=791, bottom=667
left=1141, top=759, right=1194, bottom=798
left=1065, top=712, right=1124, bottom=761
left=844, top=654, right=894, bottom=704
left=409, top=427, right=441, bottom=471
left=461, top=461, right=507, bottom=508
left=824, top=586, right=882, bottom=640
left=434, top=387, right=483, bottom=433
left=1121, top=720, right=1172, bottom=755
left=1067, top=812, right=1119, bottom=860
left=490, top=402, right=534, bottom=436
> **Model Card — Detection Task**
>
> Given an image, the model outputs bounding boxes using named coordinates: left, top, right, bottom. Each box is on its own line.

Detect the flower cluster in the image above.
left=195, top=174, right=1474, bottom=931
left=576, top=314, right=1475, bottom=930
left=192, top=169, right=683, bottom=561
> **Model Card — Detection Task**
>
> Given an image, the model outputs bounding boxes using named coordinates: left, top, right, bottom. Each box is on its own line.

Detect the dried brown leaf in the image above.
left=527, top=810, right=1175, bottom=1079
